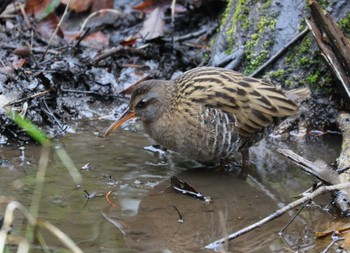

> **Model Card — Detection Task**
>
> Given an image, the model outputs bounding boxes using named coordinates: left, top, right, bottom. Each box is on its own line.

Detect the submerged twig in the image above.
left=320, top=232, right=344, bottom=253
left=277, top=148, right=337, bottom=185
left=173, top=205, right=184, bottom=223
left=278, top=148, right=350, bottom=216
left=205, top=183, right=350, bottom=250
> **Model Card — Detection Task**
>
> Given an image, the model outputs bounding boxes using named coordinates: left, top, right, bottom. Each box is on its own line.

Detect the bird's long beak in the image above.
left=103, top=110, right=136, bottom=138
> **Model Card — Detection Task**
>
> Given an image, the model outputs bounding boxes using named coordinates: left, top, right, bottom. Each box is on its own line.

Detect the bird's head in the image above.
left=103, top=80, right=171, bottom=137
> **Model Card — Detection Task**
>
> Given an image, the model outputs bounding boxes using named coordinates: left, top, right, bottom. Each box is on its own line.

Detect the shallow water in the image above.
left=0, top=119, right=345, bottom=252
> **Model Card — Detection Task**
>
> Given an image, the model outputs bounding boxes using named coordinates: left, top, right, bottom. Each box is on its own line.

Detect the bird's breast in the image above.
left=142, top=106, right=244, bottom=163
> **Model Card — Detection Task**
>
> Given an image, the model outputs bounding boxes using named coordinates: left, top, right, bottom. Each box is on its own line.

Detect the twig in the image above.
left=173, top=205, right=184, bottom=223
left=320, top=233, right=344, bottom=253
left=74, top=27, right=91, bottom=48
left=250, top=28, right=309, bottom=77
left=277, top=148, right=337, bottom=185
left=204, top=182, right=350, bottom=250
left=4, top=90, right=51, bottom=106
left=41, top=0, right=72, bottom=61
left=92, top=45, right=151, bottom=64
left=0, top=44, right=60, bottom=54
left=0, top=0, right=12, bottom=16
left=163, top=28, right=207, bottom=42
left=19, top=2, right=31, bottom=28
left=105, top=191, right=118, bottom=207
left=171, top=0, right=176, bottom=24
left=41, top=99, right=67, bottom=132
left=79, top=9, right=122, bottom=33
left=306, top=1, right=350, bottom=101
left=278, top=148, right=350, bottom=215
left=61, top=88, right=127, bottom=101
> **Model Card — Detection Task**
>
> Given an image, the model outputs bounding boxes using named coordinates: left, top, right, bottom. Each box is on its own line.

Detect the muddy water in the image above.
left=0, top=119, right=345, bottom=253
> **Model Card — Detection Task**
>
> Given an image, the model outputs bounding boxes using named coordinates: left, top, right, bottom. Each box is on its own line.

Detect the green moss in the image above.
left=270, top=69, right=285, bottom=78
left=243, top=14, right=277, bottom=75
left=244, top=50, right=270, bottom=75
left=220, top=0, right=247, bottom=54
left=262, top=0, right=272, bottom=9
left=238, top=6, right=251, bottom=29
left=285, top=36, right=313, bottom=67
left=339, top=13, right=350, bottom=38
left=305, top=72, right=320, bottom=85
left=267, top=69, right=286, bottom=82
left=300, top=37, right=311, bottom=53
left=285, top=79, right=293, bottom=87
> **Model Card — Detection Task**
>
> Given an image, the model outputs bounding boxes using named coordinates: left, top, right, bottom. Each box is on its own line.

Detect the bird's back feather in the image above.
left=174, top=67, right=299, bottom=137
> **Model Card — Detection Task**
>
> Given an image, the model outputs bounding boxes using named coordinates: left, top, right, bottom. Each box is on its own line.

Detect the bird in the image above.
left=103, top=67, right=309, bottom=168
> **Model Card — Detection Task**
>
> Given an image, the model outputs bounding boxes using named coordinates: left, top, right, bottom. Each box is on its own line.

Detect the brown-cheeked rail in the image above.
left=103, top=67, right=309, bottom=168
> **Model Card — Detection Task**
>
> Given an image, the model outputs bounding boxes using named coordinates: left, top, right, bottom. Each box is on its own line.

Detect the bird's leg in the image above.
left=215, top=158, right=229, bottom=171
left=241, top=149, right=250, bottom=169
left=237, top=149, right=250, bottom=179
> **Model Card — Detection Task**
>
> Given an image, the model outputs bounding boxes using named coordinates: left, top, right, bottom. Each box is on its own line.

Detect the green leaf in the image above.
left=9, top=111, right=51, bottom=147
left=37, top=0, right=61, bottom=21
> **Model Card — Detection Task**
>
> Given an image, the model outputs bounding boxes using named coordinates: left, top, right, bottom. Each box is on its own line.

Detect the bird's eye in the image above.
left=136, top=99, right=148, bottom=109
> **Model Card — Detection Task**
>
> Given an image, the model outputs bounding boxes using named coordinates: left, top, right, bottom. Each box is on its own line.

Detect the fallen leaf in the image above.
left=12, top=47, right=30, bottom=57
left=316, top=221, right=350, bottom=250
left=12, top=58, right=26, bottom=69
left=80, top=31, right=109, bottom=48
left=133, top=0, right=158, bottom=11
left=60, top=0, right=92, bottom=12
left=119, top=37, right=137, bottom=47
left=316, top=222, right=350, bottom=238
left=36, top=13, right=63, bottom=38
left=26, top=0, right=60, bottom=20
left=139, top=6, right=165, bottom=40
left=170, top=176, right=211, bottom=202
left=91, top=0, right=114, bottom=12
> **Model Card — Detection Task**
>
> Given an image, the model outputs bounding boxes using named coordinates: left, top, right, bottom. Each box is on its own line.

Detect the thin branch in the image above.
left=4, top=90, right=51, bottom=106
left=277, top=148, right=337, bottom=185
left=250, top=28, right=309, bottom=77
left=41, top=0, right=72, bottom=61
left=205, top=182, right=350, bottom=250
left=92, top=46, right=151, bottom=64
left=79, top=9, right=122, bottom=33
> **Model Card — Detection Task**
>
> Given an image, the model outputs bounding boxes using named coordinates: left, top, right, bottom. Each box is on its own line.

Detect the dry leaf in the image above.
left=61, top=0, right=92, bottom=12
left=119, top=37, right=137, bottom=47
left=26, top=0, right=60, bottom=20
left=316, top=222, right=350, bottom=238
left=139, top=6, right=164, bottom=40
left=36, top=13, right=63, bottom=38
left=12, top=47, right=30, bottom=57
left=91, top=0, right=114, bottom=12
left=133, top=0, right=158, bottom=11
left=12, top=58, right=26, bottom=69
left=81, top=31, right=109, bottom=48
left=316, top=221, right=350, bottom=249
